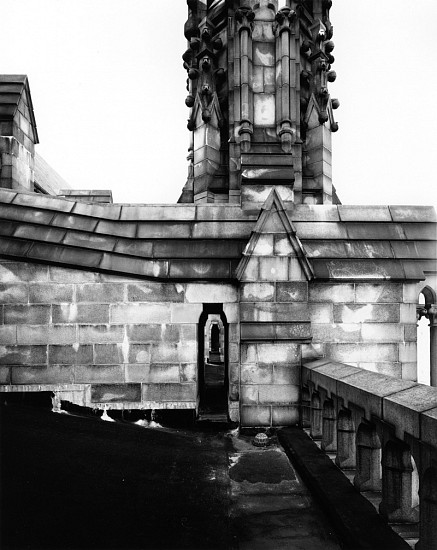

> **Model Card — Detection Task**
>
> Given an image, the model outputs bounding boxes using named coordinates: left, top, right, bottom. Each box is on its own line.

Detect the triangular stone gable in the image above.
left=236, top=188, right=314, bottom=281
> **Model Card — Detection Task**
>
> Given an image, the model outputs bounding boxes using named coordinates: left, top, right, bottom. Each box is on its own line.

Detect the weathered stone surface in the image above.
left=0, top=326, right=17, bottom=344
left=150, top=342, right=196, bottom=364
left=333, top=303, right=399, bottom=324
left=324, top=343, right=398, bottom=363
left=49, top=345, right=93, bottom=365
left=311, top=324, right=361, bottom=343
left=241, top=364, right=272, bottom=385
left=258, top=256, right=289, bottom=281
left=170, top=304, right=202, bottom=324
left=94, top=344, right=124, bottom=365
left=128, top=344, right=151, bottom=364
left=4, top=305, right=51, bottom=325
left=338, top=205, right=392, bottom=222
left=128, top=283, right=185, bottom=303
left=272, top=406, right=299, bottom=426
left=0, top=284, right=28, bottom=303
left=384, top=385, right=437, bottom=439
left=0, top=345, right=47, bottom=365
left=11, top=365, right=74, bottom=385
left=0, top=366, right=11, bottom=384
left=77, top=283, right=125, bottom=303
left=17, top=324, right=77, bottom=345
left=91, top=383, right=141, bottom=403
left=355, top=283, right=402, bottom=304
left=240, top=322, right=311, bottom=341
left=272, top=365, right=300, bottom=385
left=184, top=283, right=237, bottom=303
left=421, top=408, right=437, bottom=447
left=276, top=282, right=308, bottom=302
left=240, top=282, right=275, bottom=302
left=110, top=303, right=171, bottom=324
left=169, top=260, right=231, bottom=279
left=309, top=303, right=334, bottom=323
left=142, top=383, right=196, bottom=402
left=28, top=283, right=74, bottom=304
left=49, top=266, right=99, bottom=283
left=240, top=405, right=271, bottom=427
left=180, top=363, right=196, bottom=383
left=53, top=304, right=110, bottom=324
left=258, top=385, right=299, bottom=404
left=240, top=302, right=309, bottom=322
left=75, top=365, right=125, bottom=384
left=78, top=324, right=125, bottom=344
left=309, top=283, right=355, bottom=303
left=361, top=323, right=404, bottom=342
left=398, top=342, right=417, bottom=363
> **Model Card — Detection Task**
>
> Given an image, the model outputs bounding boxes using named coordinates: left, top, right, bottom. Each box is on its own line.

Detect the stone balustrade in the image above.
left=302, top=359, right=437, bottom=550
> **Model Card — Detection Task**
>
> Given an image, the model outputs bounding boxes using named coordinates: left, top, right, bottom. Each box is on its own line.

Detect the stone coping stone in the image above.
left=421, top=407, right=437, bottom=447
left=338, top=205, right=392, bottom=222
left=278, top=427, right=411, bottom=550
left=336, top=371, right=417, bottom=421
left=383, top=385, right=437, bottom=440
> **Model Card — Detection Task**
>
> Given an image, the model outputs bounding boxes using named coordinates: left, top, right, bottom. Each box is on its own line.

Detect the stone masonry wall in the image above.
left=308, top=282, right=418, bottom=379
left=0, top=259, right=239, bottom=413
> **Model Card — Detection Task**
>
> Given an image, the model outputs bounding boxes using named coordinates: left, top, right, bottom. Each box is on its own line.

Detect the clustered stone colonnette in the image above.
left=0, top=2, right=436, bottom=547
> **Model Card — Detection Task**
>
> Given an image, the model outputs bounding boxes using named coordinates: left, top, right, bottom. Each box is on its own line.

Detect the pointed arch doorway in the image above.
left=197, top=304, right=229, bottom=420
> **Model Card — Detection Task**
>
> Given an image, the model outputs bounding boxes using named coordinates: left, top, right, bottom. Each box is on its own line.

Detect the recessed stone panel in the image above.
left=142, top=383, right=196, bottom=402
left=254, top=94, right=275, bottom=126
left=91, top=383, right=141, bottom=403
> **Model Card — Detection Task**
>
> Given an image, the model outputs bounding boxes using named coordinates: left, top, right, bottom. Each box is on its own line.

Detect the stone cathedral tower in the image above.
left=178, top=0, right=339, bottom=207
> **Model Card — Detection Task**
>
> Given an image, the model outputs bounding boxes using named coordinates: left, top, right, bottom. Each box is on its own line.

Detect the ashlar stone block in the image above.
left=241, top=364, right=272, bottom=385
left=0, top=284, right=28, bottom=303
left=4, top=305, right=51, bottom=325
left=333, top=304, right=399, bottom=324
left=11, top=365, right=74, bottom=385
left=91, top=383, right=141, bottom=403
left=240, top=282, right=275, bottom=302
left=272, top=406, right=299, bottom=426
left=111, top=303, right=171, bottom=324
left=241, top=405, right=271, bottom=427
left=78, top=324, right=125, bottom=344
left=0, top=344, right=47, bottom=365
left=258, top=384, right=299, bottom=404
left=184, top=284, right=237, bottom=303
left=309, top=283, right=355, bottom=303
left=355, top=283, right=403, bottom=304
left=49, top=344, right=93, bottom=365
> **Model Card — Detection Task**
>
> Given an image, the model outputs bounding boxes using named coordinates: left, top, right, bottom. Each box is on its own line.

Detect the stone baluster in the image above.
left=321, top=398, right=337, bottom=452
left=335, top=408, right=356, bottom=469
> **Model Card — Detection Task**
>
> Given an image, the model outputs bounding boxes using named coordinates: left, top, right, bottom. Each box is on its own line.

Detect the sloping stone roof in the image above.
left=0, top=75, right=38, bottom=143
left=0, top=188, right=435, bottom=281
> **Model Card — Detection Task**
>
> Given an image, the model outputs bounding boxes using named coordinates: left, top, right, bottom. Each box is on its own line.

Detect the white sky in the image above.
left=2, top=0, right=436, bottom=206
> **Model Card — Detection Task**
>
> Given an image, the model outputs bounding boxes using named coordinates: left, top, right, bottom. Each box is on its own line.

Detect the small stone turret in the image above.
left=178, top=0, right=340, bottom=207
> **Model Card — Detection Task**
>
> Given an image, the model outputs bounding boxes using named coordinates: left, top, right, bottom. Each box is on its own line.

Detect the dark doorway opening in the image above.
left=198, top=304, right=229, bottom=420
